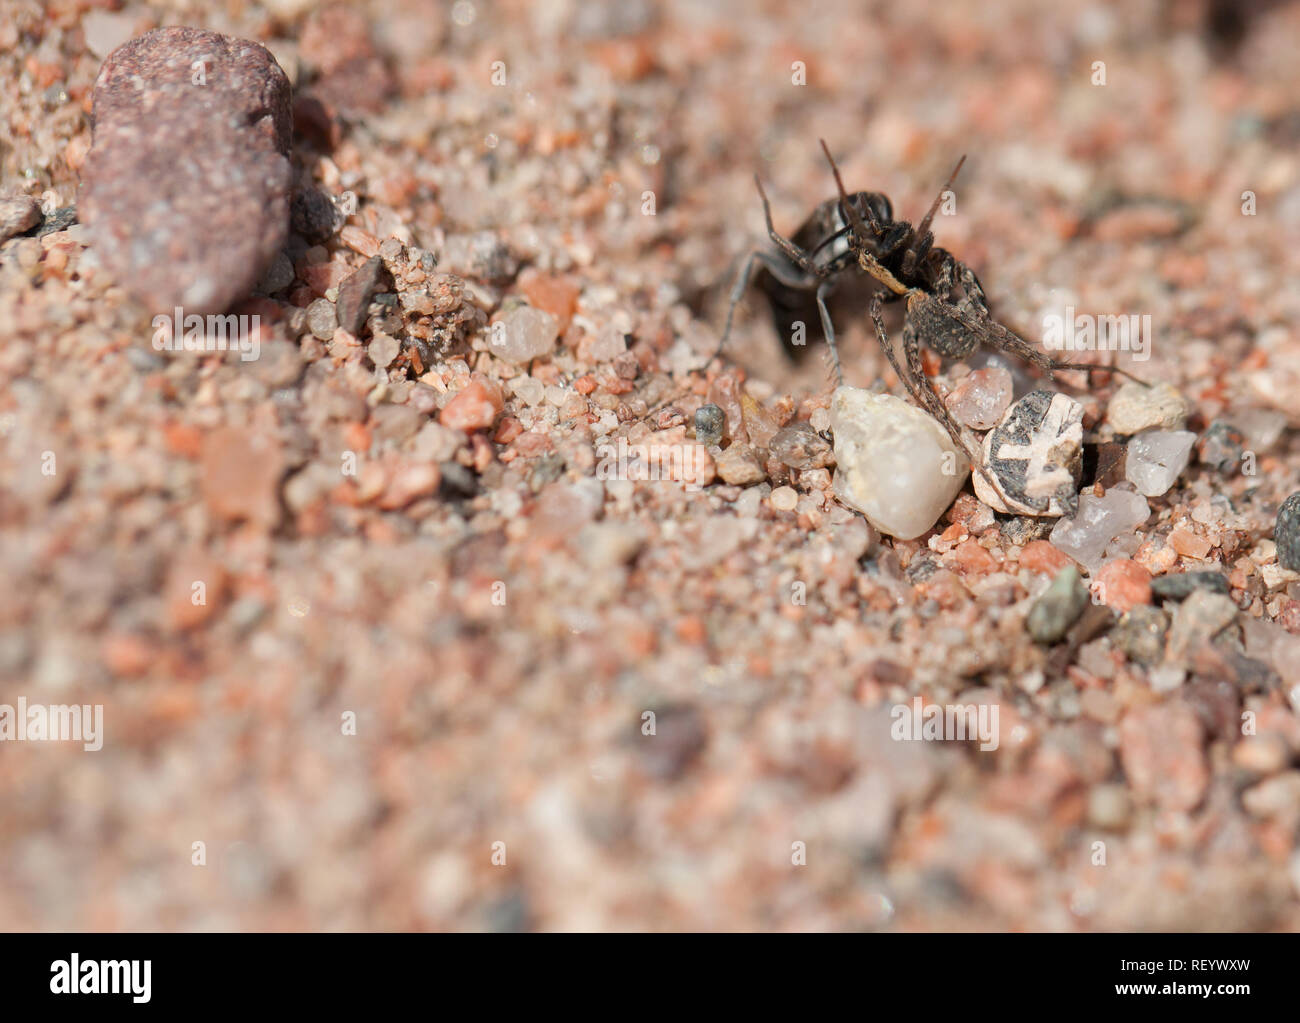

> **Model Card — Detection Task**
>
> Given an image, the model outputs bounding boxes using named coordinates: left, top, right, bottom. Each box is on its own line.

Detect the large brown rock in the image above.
left=80, top=27, right=293, bottom=315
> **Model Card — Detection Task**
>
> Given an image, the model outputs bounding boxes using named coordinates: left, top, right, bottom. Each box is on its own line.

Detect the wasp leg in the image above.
left=754, top=176, right=827, bottom=278
left=815, top=279, right=844, bottom=388
left=713, top=249, right=818, bottom=362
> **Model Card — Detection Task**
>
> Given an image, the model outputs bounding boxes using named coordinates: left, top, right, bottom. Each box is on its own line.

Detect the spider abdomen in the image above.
left=907, top=292, right=980, bottom=359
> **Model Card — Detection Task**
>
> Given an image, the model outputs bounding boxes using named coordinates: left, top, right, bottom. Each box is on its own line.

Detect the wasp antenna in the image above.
left=819, top=139, right=868, bottom=239
left=917, top=155, right=967, bottom=237
left=819, top=140, right=848, bottom=200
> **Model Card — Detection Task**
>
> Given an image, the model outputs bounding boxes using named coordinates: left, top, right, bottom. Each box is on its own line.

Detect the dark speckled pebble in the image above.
left=1027, top=566, right=1088, bottom=644
left=1150, top=571, right=1231, bottom=601
left=1276, top=493, right=1300, bottom=572
left=36, top=204, right=77, bottom=237
left=1197, top=420, right=1246, bottom=475
left=1113, top=605, right=1169, bottom=665
left=693, top=404, right=726, bottom=447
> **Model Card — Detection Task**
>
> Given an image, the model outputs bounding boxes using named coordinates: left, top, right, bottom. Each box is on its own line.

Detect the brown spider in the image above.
left=723, top=140, right=1145, bottom=471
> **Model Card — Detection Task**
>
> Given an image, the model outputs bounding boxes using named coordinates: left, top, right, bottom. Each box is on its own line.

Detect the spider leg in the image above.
left=868, top=290, right=911, bottom=392
left=868, top=292, right=985, bottom=479
left=755, top=249, right=821, bottom=290
left=1046, top=359, right=1148, bottom=385
left=899, top=313, right=990, bottom=483
left=979, top=318, right=1149, bottom=385
left=954, top=262, right=990, bottom=319
left=946, top=263, right=1147, bottom=385
left=930, top=256, right=957, bottom=300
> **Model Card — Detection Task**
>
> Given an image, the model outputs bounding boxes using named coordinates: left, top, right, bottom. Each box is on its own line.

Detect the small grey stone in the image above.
left=693, top=403, right=726, bottom=447
left=1197, top=420, right=1246, bottom=475
left=0, top=193, right=41, bottom=243
left=337, top=255, right=386, bottom=336
left=306, top=298, right=336, bottom=341
left=770, top=421, right=834, bottom=470
left=973, top=390, right=1083, bottom=517
left=1167, top=589, right=1239, bottom=661
left=906, top=553, right=942, bottom=583
left=369, top=403, right=422, bottom=445
left=1002, top=516, right=1051, bottom=545
left=1150, top=571, right=1231, bottom=602
left=830, top=517, right=878, bottom=562
left=1027, top=566, right=1089, bottom=644
left=291, top=188, right=342, bottom=244
left=528, top=454, right=565, bottom=492
left=255, top=250, right=294, bottom=295
left=635, top=703, right=707, bottom=781
left=1113, top=605, right=1169, bottom=666
left=125, top=346, right=165, bottom=373
left=1234, top=408, right=1286, bottom=453
left=1276, top=492, right=1300, bottom=572
left=439, top=461, right=479, bottom=497
left=36, top=204, right=77, bottom=238
left=481, top=890, right=532, bottom=933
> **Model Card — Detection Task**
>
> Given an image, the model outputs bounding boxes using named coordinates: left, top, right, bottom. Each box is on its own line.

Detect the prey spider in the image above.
left=715, top=141, right=1145, bottom=470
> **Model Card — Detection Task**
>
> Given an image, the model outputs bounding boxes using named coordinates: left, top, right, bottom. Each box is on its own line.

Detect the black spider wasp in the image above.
left=713, top=185, right=896, bottom=384
left=714, top=141, right=1145, bottom=465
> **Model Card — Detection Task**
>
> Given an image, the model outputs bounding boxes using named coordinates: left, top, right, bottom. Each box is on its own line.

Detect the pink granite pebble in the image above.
left=80, top=27, right=293, bottom=314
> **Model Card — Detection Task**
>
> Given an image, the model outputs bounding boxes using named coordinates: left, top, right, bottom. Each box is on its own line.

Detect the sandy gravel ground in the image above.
left=3, top=0, right=1300, bottom=930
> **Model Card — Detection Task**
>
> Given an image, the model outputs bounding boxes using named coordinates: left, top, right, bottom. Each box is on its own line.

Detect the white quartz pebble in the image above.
left=1125, top=429, right=1196, bottom=496
left=489, top=305, right=558, bottom=363
left=1048, top=490, right=1150, bottom=573
left=830, top=387, right=970, bottom=540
